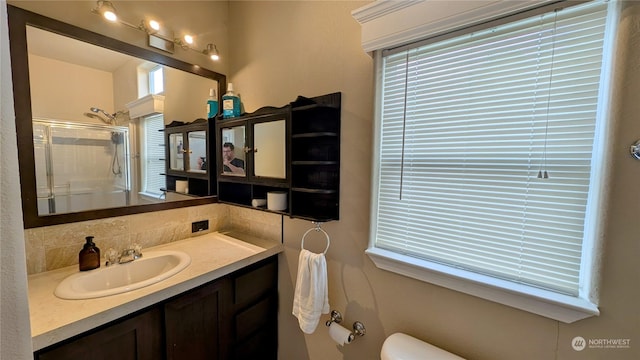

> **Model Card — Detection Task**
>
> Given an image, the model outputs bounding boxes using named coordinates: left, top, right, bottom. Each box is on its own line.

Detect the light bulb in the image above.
left=104, top=11, right=117, bottom=21
left=205, top=44, right=219, bottom=61
left=98, top=1, right=117, bottom=22
left=148, top=20, right=160, bottom=31
left=184, top=35, right=194, bottom=45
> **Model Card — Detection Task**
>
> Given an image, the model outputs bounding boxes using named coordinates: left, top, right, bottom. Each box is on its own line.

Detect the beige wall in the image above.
left=229, top=1, right=639, bottom=360
left=29, top=54, right=114, bottom=123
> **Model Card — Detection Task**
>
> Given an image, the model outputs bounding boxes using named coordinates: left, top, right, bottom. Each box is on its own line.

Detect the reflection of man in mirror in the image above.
left=222, top=142, right=245, bottom=175
left=198, top=156, right=207, bottom=170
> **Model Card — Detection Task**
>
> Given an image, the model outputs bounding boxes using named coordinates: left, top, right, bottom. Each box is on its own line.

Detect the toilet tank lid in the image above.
left=381, top=333, right=466, bottom=360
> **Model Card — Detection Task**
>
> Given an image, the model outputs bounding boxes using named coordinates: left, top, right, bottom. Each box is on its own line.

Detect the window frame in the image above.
left=367, top=0, right=619, bottom=323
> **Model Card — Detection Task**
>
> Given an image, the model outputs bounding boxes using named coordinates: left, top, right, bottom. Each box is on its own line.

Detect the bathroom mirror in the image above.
left=8, top=6, right=226, bottom=228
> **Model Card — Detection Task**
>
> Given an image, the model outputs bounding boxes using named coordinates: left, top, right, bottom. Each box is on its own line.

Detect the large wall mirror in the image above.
left=8, top=6, right=226, bottom=228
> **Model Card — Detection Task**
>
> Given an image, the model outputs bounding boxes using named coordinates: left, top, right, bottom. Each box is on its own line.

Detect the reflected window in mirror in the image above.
left=221, top=126, right=246, bottom=177
left=149, top=66, right=164, bottom=95
left=140, top=114, right=166, bottom=199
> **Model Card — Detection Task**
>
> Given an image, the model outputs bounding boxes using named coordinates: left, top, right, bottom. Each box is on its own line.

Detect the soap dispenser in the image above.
left=79, top=236, right=100, bottom=271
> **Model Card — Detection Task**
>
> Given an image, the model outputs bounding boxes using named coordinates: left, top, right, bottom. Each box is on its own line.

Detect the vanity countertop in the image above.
left=28, top=231, right=283, bottom=352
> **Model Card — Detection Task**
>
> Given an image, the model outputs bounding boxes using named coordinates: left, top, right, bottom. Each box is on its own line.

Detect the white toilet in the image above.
left=381, top=333, right=466, bottom=360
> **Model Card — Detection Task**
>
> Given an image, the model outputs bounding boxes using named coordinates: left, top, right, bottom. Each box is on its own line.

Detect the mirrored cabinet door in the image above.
left=164, top=119, right=215, bottom=197
left=187, top=130, right=207, bottom=173
left=169, top=133, right=185, bottom=171
left=220, top=125, right=247, bottom=178
left=253, top=119, right=286, bottom=179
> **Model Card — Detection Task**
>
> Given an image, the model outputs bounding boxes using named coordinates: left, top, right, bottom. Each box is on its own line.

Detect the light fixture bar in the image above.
left=91, top=0, right=220, bottom=61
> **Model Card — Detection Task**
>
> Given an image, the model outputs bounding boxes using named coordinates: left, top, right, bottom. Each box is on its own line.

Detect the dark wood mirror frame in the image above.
left=8, top=5, right=225, bottom=229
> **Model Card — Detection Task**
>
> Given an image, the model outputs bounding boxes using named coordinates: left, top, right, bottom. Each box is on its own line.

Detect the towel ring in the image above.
left=301, top=222, right=330, bottom=254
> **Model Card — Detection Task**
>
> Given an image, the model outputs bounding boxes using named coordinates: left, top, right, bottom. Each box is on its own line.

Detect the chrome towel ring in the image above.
left=301, top=222, right=330, bottom=254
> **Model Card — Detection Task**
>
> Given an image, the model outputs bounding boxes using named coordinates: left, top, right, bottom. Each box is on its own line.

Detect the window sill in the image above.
left=366, top=247, right=599, bottom=323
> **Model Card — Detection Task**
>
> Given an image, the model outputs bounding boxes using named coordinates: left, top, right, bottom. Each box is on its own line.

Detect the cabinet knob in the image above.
left=243, top=147, right=253, bottom=153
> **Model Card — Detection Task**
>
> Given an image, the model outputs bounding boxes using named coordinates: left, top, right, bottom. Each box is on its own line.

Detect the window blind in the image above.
left=141, top=114, right=166, bottom=197
left=374, top=1, right=608, bottom=296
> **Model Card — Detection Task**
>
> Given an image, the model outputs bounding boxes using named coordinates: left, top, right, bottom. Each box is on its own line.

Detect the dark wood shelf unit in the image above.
left=216, top=92, right=341, bottom=222
left=289, top=92, right=341, bottom=221
left=164, top=119, right=216, bottom=197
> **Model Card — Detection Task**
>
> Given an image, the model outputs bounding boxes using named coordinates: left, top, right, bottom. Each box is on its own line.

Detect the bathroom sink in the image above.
left=55, top=250, right=191, bottom=300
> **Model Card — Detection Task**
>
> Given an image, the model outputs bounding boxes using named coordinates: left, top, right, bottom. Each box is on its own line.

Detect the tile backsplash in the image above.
left=24, top=203, right=282, bottom=275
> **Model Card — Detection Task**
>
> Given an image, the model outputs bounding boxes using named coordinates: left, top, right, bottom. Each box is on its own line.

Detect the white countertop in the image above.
left=28, top=231, right=283, bottom=351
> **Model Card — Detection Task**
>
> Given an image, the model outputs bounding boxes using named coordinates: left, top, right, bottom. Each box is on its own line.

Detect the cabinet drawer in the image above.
left=235, top=293, right=277, bottom=340
left=234, top=257, right=277, bottom=306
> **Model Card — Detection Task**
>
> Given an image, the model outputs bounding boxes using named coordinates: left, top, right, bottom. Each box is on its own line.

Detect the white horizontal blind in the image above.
left=142, top=114, right=166, bottom=197
left=375, top=1, right=608, bottom=296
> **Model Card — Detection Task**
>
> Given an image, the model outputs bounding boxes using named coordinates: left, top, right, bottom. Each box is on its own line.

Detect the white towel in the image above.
left=292, top=249, right=330, bottom=334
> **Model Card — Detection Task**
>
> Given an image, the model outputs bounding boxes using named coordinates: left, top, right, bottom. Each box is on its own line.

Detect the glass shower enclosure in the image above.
left=33, top=119, right=131, bottom=215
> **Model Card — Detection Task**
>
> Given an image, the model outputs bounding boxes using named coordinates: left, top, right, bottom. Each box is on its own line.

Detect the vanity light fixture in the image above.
left=95, top=0, right=117, bottom=22
left=91, top=0, right=220, bottom=61
left=204, top=44, right=220, bottom=61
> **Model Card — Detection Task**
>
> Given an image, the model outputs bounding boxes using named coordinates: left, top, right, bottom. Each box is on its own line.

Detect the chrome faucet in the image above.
left=105, top=245, right=143, bottom=266
left=118, top=248, right=142, bottom=263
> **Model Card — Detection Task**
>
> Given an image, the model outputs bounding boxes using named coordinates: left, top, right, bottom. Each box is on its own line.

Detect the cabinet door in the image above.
left=168, top=132, right=185, bottom=171
left=253, top=119, right=286, bottom=179
left=231, top=256, right=278, bottom=360
left=164, top=279, right=229, bottom=360
left=36, top=308, right=163, bottom=360
left=187, top=130, right=208, bottom=173
left=219, top=124, right=247, bottom=178
left=232, top=292, right=278, bottom=360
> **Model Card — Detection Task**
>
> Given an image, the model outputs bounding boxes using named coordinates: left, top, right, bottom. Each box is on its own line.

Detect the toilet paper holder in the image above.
left=325, top=310, right=366, bottom=341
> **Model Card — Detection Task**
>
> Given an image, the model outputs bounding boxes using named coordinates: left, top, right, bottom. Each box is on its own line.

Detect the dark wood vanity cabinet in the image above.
left=229, top=256, right=278, bottom=359
left=216, top=92, right=341, bottom=221
left=163, top=119, right=216, bottom=197
left=34, top=256, right=278, bottom=360
left=35, top=307, right=163, bottom=360
left=164, top=279, right=229, bottom=360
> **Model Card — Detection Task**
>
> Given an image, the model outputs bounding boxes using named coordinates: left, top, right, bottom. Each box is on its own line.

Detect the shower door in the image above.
left=33, top=119, right=131, bottom=215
